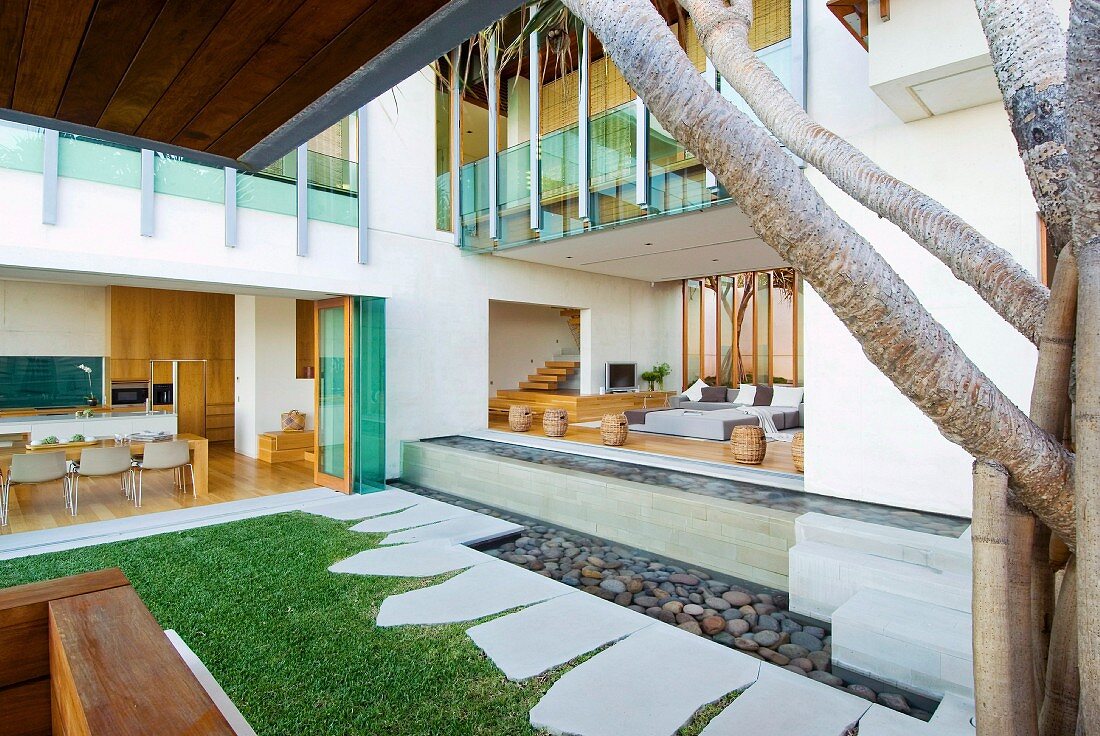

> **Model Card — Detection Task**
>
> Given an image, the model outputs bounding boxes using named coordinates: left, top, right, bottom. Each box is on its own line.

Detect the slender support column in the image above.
left=634, top=97, right=648, bottom=208
left=140, top=149, right=154, bottom=237
left=450, top=47, right=462, bottom=239
left=529, top=29, right=541, bottom=232
left=791, top=0, right=808, bottom=110
left=357, top=106, right=369, bottom=264
left=577, top=26, right=590, bottom=222
left=487, top=31, right=500, bottom=240
left=42, top=129, right=58, bottom=225
left=224, top=168, right=237, bottom=247
left=704, top=57, right=718, bottom=190
left=296, top=144, right=308, bottom=256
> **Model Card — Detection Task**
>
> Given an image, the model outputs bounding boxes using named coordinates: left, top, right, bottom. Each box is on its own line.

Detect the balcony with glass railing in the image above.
left=0, top=119, right=359, bottom=227
left=452, top=34, right=798, bottom=254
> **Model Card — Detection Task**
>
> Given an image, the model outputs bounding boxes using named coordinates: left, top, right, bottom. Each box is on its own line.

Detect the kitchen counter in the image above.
left=0, top=411, right=175, bottom=426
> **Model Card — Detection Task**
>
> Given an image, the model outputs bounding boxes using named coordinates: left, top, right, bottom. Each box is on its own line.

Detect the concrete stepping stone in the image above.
left=468, top=592, right=655, bottom=681
left=857, top=694, right=976, bottom=736
left=699, top=664, right=871, bottom=736
left=377, top=560, right=573, bottom=626
left=381, top=514, right=523, bottom=546
left=302, top=489, right=423, bottom=520
left=330, top=541, right=493, bottom=577
left=350, top=500, right=472, bottom=533
left=529, top=624, right=760, bottom=736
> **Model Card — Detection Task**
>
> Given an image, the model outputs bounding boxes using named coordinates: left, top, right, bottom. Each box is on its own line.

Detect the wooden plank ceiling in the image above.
left=0, top=0, right=450, bottom=165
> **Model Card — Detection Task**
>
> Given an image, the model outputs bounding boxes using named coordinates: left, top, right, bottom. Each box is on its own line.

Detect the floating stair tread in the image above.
left=537, top=367, right=570, bottom=376
left=546, top=361, right=580, bottom=368
left=527, top=375, right=559, bottom=383
left=519, top=382, right=555, bottom=390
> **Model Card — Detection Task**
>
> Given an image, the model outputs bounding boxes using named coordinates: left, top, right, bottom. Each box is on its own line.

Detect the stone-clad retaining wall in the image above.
left=401, top=441, right=796, bottom=589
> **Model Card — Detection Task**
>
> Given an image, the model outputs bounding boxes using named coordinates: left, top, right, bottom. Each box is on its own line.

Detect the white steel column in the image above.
left=634, top=97, right=647, bottom=208
left=487, top=31, right=499, bottom=240
left=296, top=144, right=308, bottom=256
left=42, top=129, right=58, bottom=225
left=577, top=26, right=590, bottom=222
left=140, top=149, right=154, bottom=236
left=450, top=47, right=463, bottom=239
left=528, top=29, right=540, bottom=231
left=224, top=168, right=237, bottom=246
left=357, top=106, right=369, bottom=263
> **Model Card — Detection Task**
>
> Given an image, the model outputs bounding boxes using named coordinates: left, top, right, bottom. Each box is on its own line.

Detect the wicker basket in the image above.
left=281, top=410, right=305, bottom=432
left=600, top=413, right=628, bottom=446
left=791, top=432, right=805, bottom=473
left=730, top=425, right=766, bottom=464
left=508, top=405, right=533, bottom=432
left=543, top=408, right=569, bottom=437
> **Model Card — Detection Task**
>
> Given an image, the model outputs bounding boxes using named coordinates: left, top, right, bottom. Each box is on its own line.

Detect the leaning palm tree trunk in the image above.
left=561, top=0, right=1077, bottom=545
left=1065, top=0, right=1100, bottom=728
left=1029, top=248, right=1079, bottom=702
left=680, top=0, right=1049, bottom=346
left=971, top=460, right=1040, bottom=736
left=1040, top=556, right=1080, bottom=736
left=974, top=0, right=1073, bottom=250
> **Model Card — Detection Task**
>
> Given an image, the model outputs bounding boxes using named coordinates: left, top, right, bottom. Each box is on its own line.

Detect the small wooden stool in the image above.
left=600, top=413, right=628, bottom=446
left=508, top=405, right=533, bottom=432
left=543, top=408, right=569, bottom=437
left=730, top=425, right=766, bottom=464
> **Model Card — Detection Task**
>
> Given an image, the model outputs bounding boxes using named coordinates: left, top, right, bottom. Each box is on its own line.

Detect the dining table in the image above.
left=0, top=433, right=210, bottom=496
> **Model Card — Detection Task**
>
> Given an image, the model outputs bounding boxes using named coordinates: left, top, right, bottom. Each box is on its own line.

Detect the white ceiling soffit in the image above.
left=490, top=203, right=788, bottom=282
left=0, top=265, right=338, bottom=300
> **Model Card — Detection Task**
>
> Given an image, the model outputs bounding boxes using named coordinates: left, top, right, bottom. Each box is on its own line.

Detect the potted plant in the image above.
left=77, top=363, right=97, bottom=406
left=640, top=369, right=659, bottom=391
left=652, top=362, right=672, bottom=391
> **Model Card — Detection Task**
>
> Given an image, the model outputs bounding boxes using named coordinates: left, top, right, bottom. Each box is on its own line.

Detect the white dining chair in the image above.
left=2, top=451, right=70, bottom=524
left=72, top=446, right=135, bottom=515
left=132, top=441, right=194, bottom=507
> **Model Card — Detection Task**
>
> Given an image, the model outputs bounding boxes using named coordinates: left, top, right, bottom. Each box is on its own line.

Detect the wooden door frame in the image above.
left=314, top=296, right=353, bottom=493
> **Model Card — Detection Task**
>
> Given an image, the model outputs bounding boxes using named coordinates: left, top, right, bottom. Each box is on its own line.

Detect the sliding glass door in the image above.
left=315, top=297, right=352, bottom=491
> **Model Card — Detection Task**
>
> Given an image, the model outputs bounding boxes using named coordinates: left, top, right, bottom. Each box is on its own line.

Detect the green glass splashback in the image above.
left=0, top=357, right=104, bottom=409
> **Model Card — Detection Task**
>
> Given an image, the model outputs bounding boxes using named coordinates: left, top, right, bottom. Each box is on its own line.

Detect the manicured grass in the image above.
left=0, top=512, right=556, bottom=735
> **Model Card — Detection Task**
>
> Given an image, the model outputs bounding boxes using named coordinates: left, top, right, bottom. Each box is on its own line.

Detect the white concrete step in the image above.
left=831, top=589, right=973, bottom=699
left=302, top=489, right=422, bottom=520
left=349, top=500, right=472, bottom=533
left=788, top=540, right=971, bottom=621
left=796, top=513, right=971, bottom=574
left=857, top=693, right=976, bottom=735
left=330, top=541, right=494, bottom=577
left=380, top=514, right=522, bottom=546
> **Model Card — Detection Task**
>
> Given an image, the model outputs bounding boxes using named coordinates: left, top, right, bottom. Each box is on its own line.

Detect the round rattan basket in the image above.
left=508, top=405, right=533, bottom=432
left=730, top=425, right=766, bottom=465
left=600, top=413, right=628, bottom=446
left=543, top=408, right=569, bottom=437
left=791, top=432, right=805, bottom=473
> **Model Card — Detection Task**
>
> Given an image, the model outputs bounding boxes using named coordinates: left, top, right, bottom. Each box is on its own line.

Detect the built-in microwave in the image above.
left=111, top=382, right=149, bottom=406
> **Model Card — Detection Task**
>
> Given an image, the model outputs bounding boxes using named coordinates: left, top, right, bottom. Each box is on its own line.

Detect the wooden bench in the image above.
left=257, top=430, right=314, bottom=464
left=0, top=569, right=238, bottom=735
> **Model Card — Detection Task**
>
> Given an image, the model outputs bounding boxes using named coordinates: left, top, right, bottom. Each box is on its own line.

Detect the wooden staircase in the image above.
left=518, top=359, right=580, bottom=390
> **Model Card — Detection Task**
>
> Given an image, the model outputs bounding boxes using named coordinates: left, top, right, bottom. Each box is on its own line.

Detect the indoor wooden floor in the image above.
left=487, top=415, right=800, bottom=475
left=2, top=443, right=315, bottom=536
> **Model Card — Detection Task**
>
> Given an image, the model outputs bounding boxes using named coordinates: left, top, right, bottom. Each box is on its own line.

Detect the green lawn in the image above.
left=0, top=512, right=557, bottom=735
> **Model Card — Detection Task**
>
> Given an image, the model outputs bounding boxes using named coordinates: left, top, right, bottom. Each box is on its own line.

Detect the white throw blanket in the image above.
left=737, top=407, right=795, bottom=442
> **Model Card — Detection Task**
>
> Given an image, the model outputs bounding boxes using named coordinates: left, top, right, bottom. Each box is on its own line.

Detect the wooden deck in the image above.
left=487, top=415, right=800, bottom=475
left=2, top=442, right=314, bottom=536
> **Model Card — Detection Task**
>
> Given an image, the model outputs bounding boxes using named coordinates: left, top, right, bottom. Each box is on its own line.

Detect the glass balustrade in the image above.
left=0, top=120, right=44, bottom=173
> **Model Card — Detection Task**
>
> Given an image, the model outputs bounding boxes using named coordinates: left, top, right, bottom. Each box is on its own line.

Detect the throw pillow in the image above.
left=732, top=383, right=756, bottom=404
left=771, top=385, right=804, bottom=407
left=700, top=385, right=727, bottom=402
left=753, top=384, right=774, bottom=406
left=683, top=379, right=709, bottom=402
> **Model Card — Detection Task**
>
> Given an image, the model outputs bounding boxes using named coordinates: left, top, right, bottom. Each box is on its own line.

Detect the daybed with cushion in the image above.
left=630, top=381, right=804, bottom=441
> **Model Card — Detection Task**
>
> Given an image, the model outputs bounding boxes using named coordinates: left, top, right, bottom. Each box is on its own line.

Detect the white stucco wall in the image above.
left=0, top=280, right=105, bottom=356
left=0, top=70, right=680, bottom=479
left=234, top=295, right=316, bottom=458
left=802, top=2, right=1040, bottom=517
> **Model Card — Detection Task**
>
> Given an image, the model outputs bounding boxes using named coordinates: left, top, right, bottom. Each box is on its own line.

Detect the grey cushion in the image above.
left=753, top=384, right=774, bottom=406
left=699, top=385, right=728, bottom=402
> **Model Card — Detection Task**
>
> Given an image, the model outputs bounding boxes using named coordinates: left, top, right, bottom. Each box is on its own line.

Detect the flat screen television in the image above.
left=605, top=362, right=638, bottom=392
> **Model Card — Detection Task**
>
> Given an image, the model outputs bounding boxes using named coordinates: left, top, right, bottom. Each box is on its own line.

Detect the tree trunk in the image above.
left=971, top=460, right=1040, bottom=736
left=1065, top=0, right=1100, bottom=729
left=680, top=0, right=1049, bottom=346
left=1029, top=248, right=1078, bottom=702
left=1040, top=557, right=1079, bottom=736
left=563, top=0, right=1077, bottom=545
left=974, top=0, right=1073, bottom=251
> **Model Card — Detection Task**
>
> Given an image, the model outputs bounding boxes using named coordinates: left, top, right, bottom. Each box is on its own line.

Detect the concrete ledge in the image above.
left=401, top=440, right=797, bottom=589
left=832, top=589, right=973, bottom=699
left=795, top=513, right=970, bottom=574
